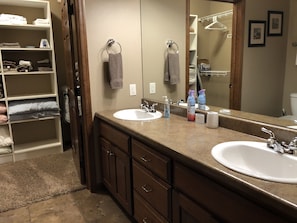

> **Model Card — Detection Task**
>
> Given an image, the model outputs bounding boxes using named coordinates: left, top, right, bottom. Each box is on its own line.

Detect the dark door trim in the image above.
left=72, top=0, right=95, bottom=191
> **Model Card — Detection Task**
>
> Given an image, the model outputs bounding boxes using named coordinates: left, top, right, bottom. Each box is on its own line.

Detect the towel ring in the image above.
left=106, top=39, right=122, bottom=54
left=166, top=40, right=179, bottom=54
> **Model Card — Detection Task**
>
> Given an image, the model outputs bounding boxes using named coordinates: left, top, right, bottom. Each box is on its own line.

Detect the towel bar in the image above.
left=166, top=40, right=179, bottom=54
left=106, top=39, right=122, bottom=54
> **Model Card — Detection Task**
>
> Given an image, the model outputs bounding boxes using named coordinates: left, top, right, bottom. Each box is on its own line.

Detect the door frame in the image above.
left=64, top=0, right=95, bottom=191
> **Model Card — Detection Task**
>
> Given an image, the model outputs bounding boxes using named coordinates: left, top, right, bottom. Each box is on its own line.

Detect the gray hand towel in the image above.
left=109, top=53, right=123, bottom=89
left=164, top=53, right=180, bottom=85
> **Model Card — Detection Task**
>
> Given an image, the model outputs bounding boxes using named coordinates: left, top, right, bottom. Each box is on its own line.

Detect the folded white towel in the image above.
left=0, top=147, right=12, bottom=154
left=0, top=14, right=27, bottom=25
left=0, top=127, right=13, bottom=147
left=33, top=18, right=50, bottom=25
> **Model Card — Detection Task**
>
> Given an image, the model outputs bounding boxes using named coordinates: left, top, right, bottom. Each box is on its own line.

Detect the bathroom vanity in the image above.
left=94, top=111, right=297, bottom=223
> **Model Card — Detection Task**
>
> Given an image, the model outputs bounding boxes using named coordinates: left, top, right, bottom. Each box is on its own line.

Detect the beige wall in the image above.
left=141, top=0, right=186, bottom=102
left=241, top=0, right=289, bottom=117
left=85, top=0, right=143, bottom=114
left=82, top=0, right=296, bottom=117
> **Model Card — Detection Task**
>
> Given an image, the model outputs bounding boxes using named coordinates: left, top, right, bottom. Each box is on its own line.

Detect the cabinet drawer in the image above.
left=174, top=162, right=287, bottom=223
left=134, top=191, right=168, bottom=223
left=133, top=161, right=170, bottom=219
left=132, top=138, right=170, bottom=181
left=99, top=121, right=129, bottom=153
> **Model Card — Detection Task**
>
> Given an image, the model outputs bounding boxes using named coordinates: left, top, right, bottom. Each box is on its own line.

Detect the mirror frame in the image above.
left=185, top=0, right=245, bottom=110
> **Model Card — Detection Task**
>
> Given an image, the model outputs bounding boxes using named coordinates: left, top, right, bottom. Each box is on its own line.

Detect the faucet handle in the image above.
left=289, top=137, right=297, bottom=150
left=151, top=103, right=158, bottom=112
left=261, top=127, right=278, bottom=149
left=261, top=127, right=275, bottom=139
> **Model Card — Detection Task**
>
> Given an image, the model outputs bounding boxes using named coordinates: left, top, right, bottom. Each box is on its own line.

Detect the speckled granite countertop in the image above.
left=95, top=111, right=297, bottom=220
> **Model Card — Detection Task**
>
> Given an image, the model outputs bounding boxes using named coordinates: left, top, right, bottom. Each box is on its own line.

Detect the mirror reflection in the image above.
left=141, top=0, right=297, bottom=130
left=189, top=0, right=232, bottom=109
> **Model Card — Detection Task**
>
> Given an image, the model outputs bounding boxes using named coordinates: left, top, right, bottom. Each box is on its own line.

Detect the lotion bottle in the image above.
left=187, top=90, right=196, bottom=121
left=198, top=89, right=206, bottom=110
left=163, top=96, right=170, bottom=118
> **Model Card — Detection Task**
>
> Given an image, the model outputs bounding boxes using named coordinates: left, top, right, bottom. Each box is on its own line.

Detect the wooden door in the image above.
left=61, top=0, right=85, bottom=184
left=172, top=190, right=220, bottom=223
left=113, top=145, right=132, bottom=215
left=100, top=138, right=114, bottom=192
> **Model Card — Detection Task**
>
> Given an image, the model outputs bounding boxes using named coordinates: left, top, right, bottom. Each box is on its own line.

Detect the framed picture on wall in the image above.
left=267, top=11, right=283, bottom=36
left=248, top=20, right=266, bottom=47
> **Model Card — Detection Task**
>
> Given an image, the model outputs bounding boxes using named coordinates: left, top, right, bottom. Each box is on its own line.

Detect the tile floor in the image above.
left=0, top=189, right=132, bottom=223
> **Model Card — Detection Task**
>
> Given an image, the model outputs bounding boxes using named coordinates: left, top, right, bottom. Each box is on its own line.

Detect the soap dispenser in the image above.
left=163, top=96, right=170, bottom=118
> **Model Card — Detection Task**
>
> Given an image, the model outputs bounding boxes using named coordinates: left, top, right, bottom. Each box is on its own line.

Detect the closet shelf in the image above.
left=0, top=23, right=50, bottom=30
left=198, top=10, right=233, bottom=23
left=10, top=115, right=60, bottom=124
left=13, top=140, right=62, bottom=154
left=199, top=70, right=229, bottom=76
left=7, top=94, right=57, bottom=101
left=3, top=71, right=54, bottom=75
left=0, top=0, right=63, bottom=164
left=0, top=48, right=52, bottom=51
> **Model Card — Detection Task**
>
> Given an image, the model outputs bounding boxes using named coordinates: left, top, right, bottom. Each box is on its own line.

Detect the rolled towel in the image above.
left=0, top=103, right=6, bottom=114
left=164, top=53, right=180, bottom=85
left=0, top=114, right=7, bottom=123
left=108, top=53, right=123, bottom=89
left=0, top=127, right=12, bottom=146
left=0, top=147, right=12, bottom=154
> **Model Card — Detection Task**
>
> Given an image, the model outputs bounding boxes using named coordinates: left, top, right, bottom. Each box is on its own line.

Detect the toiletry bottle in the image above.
left=187, top=90, right=195, bottom=121
left=163, top=96, right=170, bottom=118
left=198, top=89, right=206, bottom=110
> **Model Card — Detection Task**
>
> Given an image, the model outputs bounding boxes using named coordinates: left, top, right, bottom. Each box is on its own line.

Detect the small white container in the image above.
left=195, top=113, right=205, bottom=124
left=206, top=111, right=219, bottom=128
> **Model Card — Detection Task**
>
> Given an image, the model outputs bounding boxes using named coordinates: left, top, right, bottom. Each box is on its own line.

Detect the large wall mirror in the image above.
left=141, top=0, right=297, bottom=131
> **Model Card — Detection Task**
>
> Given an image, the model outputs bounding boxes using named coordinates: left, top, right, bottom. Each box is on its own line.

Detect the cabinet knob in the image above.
left=142, top=217, right=150, bottom=223
left=106, top=150, right=114, bottom=156
left=141, top=184, right=152, bottom=193
left=140, top=156, right=151, bottom=163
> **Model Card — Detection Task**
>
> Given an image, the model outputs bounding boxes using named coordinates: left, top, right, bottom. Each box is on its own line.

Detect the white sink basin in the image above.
left=113, top=109, right=162, bottom=121
left=211, top=141, right=297, bottom=183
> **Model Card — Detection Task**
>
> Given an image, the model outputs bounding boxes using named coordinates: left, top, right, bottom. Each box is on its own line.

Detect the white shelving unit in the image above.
left=189, top=14, right=198, bottom=89
left=0, top=0, right=63, bottom=164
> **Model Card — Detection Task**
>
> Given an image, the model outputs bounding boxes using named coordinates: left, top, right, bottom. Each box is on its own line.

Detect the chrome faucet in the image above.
left=261, top=127, right=297, bottom=155
left=141, top=101, right=158, bottom=113
left=281, top=137, right=297, bottom=155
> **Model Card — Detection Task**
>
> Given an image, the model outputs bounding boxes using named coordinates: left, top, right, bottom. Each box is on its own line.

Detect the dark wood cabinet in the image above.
left=95, top=115, right=297, bottom=223
left=99, top=122, right=132, bottom=215
left=172, top=190, right=219, bottom=223
left=173, top=162, right=290, bottom=223
left=134, top=190, right=168, bottom=223
left=132, top=138, right=171, bottom=222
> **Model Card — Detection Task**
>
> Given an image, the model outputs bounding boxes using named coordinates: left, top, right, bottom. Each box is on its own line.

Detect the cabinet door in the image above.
left=172, top=190, right=219, bottom=223
left=100, top=138, right=116, bottom=194
left=113, top=145, right=132, bottom=215
left=100, top=137, right=132, bottom=215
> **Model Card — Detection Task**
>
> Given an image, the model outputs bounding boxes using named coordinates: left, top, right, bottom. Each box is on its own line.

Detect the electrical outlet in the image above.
left=129, top=84, right=136, bottom=96
left=149, top=82, right=156, bottom=94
